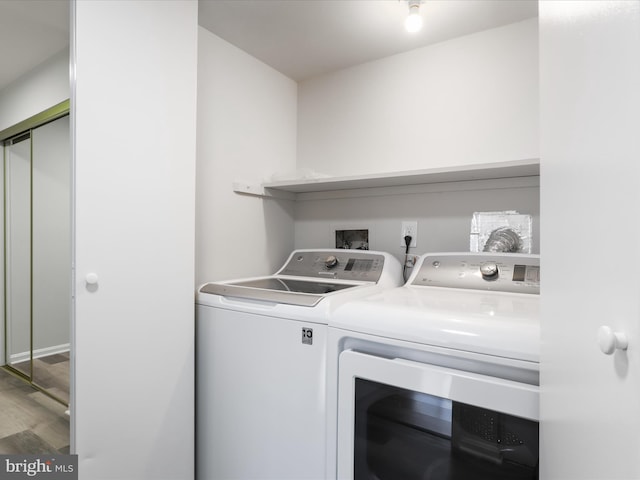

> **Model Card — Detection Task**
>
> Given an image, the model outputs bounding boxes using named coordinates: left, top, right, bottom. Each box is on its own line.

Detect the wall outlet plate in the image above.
left=401, top=221, right=418, bottom=247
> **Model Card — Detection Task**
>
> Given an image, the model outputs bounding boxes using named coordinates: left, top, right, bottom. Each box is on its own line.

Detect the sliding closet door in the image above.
left=32, top=115, right=71, bottom=402
left=3, top=114, right=70, bottom=404
left=4, top=133, right=32, bottom=377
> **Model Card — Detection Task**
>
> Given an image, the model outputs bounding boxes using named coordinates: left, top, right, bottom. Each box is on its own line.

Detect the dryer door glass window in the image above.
left=354, top=379, right=539, bottom=480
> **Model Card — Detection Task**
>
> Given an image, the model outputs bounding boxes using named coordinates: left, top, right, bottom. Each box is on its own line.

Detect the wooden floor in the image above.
left=33, top=353, right=71, bottom=405
left=0, top=357, right=70, bottom=454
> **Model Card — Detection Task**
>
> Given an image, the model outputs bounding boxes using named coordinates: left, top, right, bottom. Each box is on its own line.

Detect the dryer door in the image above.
left=337, top=351, right=539, bottom=480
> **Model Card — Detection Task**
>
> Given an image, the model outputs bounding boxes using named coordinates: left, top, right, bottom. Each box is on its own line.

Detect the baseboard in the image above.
left=9, top=343, right=71, bottom=364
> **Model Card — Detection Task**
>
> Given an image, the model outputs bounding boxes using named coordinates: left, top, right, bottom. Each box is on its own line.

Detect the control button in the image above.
left=432, top=261, right=440, bottom=268
left=325, top=255, right=339, bottom=269
left=480, top=262, right=499, bottom=280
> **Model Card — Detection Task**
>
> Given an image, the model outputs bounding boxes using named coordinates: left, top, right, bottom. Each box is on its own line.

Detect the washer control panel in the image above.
left=279, top=250, right=386, bottom=282
left=412, top=253, right=540, bottom=294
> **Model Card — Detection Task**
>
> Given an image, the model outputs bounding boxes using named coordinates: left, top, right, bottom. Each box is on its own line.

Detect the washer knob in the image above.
left=480, top=262, right=499, bottom=280
left=325, top=255, right=339, bottom=269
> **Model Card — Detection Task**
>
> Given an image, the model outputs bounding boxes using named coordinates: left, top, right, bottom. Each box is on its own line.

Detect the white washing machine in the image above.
left=196, top=249, right=403, bottom=480
left=326, top=252, right=540, bottom=479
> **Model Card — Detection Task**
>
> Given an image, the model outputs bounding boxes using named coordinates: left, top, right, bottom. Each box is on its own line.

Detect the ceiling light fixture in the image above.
left=404, top=0, right=423, bottom=33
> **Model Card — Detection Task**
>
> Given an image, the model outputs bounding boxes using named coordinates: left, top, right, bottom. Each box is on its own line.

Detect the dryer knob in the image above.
left=325, top=255, right=339, bottom=269
left=480, top=262, right=499, bottom=280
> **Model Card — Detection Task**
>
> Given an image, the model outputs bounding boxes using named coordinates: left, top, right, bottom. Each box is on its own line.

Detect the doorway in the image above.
left=1, top=102, right=71, bottom=407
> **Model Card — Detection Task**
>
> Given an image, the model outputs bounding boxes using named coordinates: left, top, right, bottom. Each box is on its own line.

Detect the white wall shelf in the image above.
left=258, top=159, right=539, bottom=196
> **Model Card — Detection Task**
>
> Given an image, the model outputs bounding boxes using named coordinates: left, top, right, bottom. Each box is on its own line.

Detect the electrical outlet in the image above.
left=400, top=221, right=418, bottom=247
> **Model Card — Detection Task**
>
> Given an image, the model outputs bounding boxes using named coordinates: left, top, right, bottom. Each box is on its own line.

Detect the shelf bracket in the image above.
left=232, top=182, right=296, bottom=200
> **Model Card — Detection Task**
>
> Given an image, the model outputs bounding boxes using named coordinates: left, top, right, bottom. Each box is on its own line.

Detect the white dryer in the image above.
left=196, top=249, right=403, bottom=480
left=327, top=252, right=540, bottom=480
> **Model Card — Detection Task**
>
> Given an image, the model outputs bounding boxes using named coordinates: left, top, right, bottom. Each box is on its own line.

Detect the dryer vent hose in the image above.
left=483, top=227, right=522, bottom=253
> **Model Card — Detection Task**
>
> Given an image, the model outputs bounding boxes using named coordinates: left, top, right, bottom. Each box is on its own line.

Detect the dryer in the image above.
left=327, top=252, right=540, bottom=479
left=196, top=249, right=403, bottom=480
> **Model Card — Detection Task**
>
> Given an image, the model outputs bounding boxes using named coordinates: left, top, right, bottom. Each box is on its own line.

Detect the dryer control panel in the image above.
left=278, top=250, right=386, bottom=283
left=411, top=253, right=540, bottom=294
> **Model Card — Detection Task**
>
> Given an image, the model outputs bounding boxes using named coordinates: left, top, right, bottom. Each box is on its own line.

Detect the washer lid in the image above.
left=230, top=277, right=355, bottom=294
left=198, top=249, right=404, bottom=308
left=200, top=278, right=359, bottom=307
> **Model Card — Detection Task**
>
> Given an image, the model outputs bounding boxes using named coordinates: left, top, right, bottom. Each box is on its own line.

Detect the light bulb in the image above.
left=404, top=3, right=423, bottom=33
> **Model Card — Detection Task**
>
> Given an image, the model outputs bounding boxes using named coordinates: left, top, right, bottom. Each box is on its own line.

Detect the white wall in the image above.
left=294, top=177, right=539, bottom=262
left=196, top=28, right=297, bottom=284
left=297, top=18, right=538, bottom=177
left=74, top=1, right=197, bottom=478
left=195, top=19, right=538, bottom=279
left=0, top=48, right=69, bottom=132
left=292, top=19, right=539, bottom=259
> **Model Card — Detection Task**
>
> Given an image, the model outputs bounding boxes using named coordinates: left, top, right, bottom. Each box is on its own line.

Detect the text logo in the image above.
left=301, top=327, right=313, bottom=345
left=0, top=455, right=77, bottom=480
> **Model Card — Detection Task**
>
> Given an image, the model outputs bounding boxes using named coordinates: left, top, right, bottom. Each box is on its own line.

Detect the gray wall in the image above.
left=294, top=177, right=539, bottom=264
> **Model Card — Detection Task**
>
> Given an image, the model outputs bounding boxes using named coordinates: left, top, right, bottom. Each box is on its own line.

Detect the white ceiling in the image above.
left=198, top=0, right=538, bottom=81
left=0, top=0, right=538, bottom=92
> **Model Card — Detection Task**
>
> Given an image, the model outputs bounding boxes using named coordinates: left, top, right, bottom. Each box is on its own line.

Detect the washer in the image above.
left=326, top=252, right=540, bottom=479
left=196, top=249, right=403, bottom=480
